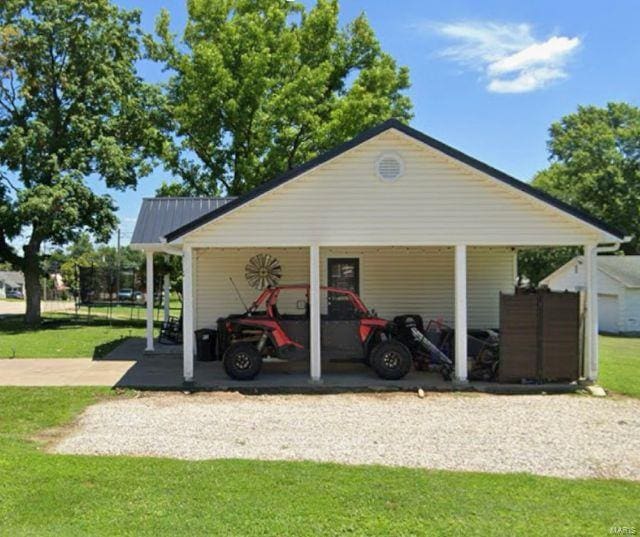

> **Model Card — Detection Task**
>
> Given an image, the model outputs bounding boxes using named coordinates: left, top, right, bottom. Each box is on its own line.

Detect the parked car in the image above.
left=6, top=289, right=23, bottom=299
left=217, top=285, right=414, bottom=381
left=117, top=289, right=144, bottom=302
left=117, top=288, right=134, bottom=301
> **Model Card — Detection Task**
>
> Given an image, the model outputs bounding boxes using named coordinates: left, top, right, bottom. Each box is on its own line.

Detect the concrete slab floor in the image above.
left=0, top=358, right=135, bottom=386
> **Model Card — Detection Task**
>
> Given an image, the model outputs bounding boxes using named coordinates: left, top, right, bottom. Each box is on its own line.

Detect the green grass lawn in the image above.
left=0, top=313, right=147, bottom=358
left=599, top=335, right=640, bottom=398
left=0, top=387, right=638, bottom=536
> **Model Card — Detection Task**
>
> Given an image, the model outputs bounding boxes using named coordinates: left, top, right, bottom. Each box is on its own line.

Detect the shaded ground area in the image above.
left=106, top=339, right=583, bottom=393
left=52, top=391, right=640, bottom=481
left=110, top=337, right=456, bottom=392
left=0, top=336, right=578, bottom=392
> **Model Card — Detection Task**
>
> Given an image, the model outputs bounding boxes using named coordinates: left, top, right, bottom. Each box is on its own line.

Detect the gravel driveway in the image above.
left=53, top=392, right=640, bottom=480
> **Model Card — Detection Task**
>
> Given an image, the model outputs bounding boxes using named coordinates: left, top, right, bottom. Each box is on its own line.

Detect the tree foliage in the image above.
left=534, top=102, right=640, bottom=250
left=517, top=247, right=580, bottom=288
left=148, top=0, right=412, bottom=196
left=518, top=102, right=640, bottom=285
left=0, top=0, right=166, bottom=324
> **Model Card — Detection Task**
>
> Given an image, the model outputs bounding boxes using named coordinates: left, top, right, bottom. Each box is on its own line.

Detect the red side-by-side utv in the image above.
left=217, top=285, right=420, bottom=381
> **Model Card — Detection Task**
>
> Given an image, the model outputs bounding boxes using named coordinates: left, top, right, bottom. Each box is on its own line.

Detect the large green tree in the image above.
left=518, top=102, right=640, bottom=285
left=148, top=0, right=412, bottom=196
left=0, top=0, right=166, bottom=324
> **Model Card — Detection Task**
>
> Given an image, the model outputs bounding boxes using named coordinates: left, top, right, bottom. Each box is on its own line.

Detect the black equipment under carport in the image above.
left=195, top=328, right=217, bottom=361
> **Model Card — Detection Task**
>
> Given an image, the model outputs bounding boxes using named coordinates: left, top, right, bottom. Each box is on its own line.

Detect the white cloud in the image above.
left=431, top=21, right=581, bottom=93
left=487, top=67, right=566, bottom=93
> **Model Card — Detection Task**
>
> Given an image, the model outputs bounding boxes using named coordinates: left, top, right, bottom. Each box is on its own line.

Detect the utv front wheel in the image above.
left=370, top=341, right=412, bottom=380
left=223, top=343, right=263, bottom=380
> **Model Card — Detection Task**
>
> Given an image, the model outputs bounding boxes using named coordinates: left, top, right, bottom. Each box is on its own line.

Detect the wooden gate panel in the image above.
left=540, top=293, right=580, bottom=381
left=499, top=294, right=538, bottom=382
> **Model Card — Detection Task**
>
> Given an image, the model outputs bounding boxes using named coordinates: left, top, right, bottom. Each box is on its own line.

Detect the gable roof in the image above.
left=542, top=255, right=640, bottom=288
left=598, top=256, right=640, bottom=288
left=131, top=197, right=234, bottom=246
left=164, top=119, right=627, bottom=242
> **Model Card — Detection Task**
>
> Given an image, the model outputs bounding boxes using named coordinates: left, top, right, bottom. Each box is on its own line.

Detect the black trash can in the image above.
left=195, top=329, right=216, bottom=361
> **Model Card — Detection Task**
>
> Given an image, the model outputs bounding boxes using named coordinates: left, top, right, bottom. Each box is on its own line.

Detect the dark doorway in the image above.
left=327, top=258, right=360, bottom=318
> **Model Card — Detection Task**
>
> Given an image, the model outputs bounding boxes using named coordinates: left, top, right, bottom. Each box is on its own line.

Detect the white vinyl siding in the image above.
left=623, top=289, right=640, bottom=333
left=184, top=130, right=600, bottom=248
left=195, top=246, right=514, bottom=330
left=194, top=247, right=310, bottom=330
left=598, top=295, right=620, bottom=333
left=467, top=248, right=515, bottom=328
left=321, top=247, right=455, bottom=323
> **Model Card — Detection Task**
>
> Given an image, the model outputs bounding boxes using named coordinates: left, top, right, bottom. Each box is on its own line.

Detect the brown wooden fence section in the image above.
left=499, top=291, right=580, bottom=383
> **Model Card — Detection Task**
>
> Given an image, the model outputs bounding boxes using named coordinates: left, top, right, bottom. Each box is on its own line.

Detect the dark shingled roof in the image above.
left=163, top=119, right=627, bottom=242
left=591, top=255, right=640, bottom=288
left=130, top=197, right=234, bottom=246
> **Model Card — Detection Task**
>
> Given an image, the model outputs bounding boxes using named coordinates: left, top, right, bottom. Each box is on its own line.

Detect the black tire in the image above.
left=222, top=342, right=262, bottom=380
left=369, top=341, right=412, bottom=380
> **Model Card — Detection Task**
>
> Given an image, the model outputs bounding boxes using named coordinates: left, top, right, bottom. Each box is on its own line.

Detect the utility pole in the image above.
left=116, top=228, right=121, bottom=298
left=41, top=242, right=47, bottom=302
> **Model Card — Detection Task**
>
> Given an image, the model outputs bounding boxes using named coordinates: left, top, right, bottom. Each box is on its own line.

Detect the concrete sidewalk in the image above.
left=0, top=358, right=135, bottom=386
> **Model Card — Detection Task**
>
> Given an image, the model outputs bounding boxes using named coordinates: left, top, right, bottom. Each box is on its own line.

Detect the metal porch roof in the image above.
left=130, top=197, right=235, bottom=246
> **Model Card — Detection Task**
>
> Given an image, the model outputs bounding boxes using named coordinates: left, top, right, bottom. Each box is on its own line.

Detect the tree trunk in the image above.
left=23, top=251, right=42, bottom=326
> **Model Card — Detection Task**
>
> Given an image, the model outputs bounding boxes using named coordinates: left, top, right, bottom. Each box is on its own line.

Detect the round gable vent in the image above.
left=376, top=153, right=404, bottom=182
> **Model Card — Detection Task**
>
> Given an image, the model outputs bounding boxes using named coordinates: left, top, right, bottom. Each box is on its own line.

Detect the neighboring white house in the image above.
left=541, top=256, right=640, bottom=334
left=131, top=119, right=628, bottom=385
left=0, top=271, right=24, bottom=298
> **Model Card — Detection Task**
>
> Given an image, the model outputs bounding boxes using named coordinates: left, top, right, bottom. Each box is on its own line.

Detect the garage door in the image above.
left=598, top=294, right=619, bottom=333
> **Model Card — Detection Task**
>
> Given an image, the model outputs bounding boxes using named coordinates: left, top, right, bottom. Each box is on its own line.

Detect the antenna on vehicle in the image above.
left=229, top=277, right=250, bottom=313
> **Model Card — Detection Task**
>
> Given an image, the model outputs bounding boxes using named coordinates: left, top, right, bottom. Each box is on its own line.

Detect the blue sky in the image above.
left=107, top=0, right=640, bottom=245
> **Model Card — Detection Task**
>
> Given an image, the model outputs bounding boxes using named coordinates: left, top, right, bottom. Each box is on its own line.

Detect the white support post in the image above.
left=163, top=272, right=171, bottom=324
left=145, top=251, right=154, bottom=352
left=454, top=245, right=468, bottom=383
left=309, top=245, right=322, bottom=383
left=183, top=246, right=195, bottom=383
left=584, top=244, right=599, bottom=381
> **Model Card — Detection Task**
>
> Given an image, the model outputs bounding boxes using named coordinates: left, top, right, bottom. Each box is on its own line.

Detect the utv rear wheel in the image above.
left=370, top=341, right=412, bottom=380
left=223, top=343, right=262, bottom=380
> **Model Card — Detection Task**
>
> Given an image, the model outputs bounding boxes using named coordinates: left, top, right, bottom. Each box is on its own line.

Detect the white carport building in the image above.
left=131, top=120, right=628, bottom=386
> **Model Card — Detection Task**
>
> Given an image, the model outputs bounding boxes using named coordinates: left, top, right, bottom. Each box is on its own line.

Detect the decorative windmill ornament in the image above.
left=245, top=253, right=282, bottom=289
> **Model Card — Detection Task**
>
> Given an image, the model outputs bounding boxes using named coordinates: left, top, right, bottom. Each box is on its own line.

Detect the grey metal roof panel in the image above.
left=130, top=197, right=235, bottom=245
